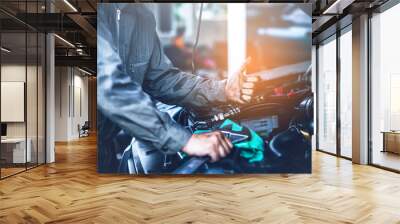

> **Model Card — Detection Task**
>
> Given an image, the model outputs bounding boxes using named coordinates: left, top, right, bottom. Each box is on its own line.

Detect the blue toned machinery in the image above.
left=118, top=62, right=313, bottom=174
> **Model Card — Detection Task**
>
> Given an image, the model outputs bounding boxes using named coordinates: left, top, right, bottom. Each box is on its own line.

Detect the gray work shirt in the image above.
left=97, top=3, right=227, bottom=155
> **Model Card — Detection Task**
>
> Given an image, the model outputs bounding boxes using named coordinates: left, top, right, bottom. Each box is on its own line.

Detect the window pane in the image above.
left=318, top=37, right=337, bottom=154
left=27, top=31, right=38, bottom=168
left=371, top=3, right=400, bottom=171
left=340, top=29, right=352, bottom=158
left=1, top=31, right=28, bottom=177
left=38, top=32, right=46, bottom=165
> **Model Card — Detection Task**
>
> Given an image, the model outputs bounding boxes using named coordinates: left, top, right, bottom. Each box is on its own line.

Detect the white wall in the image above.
left=72, top=73, right=89, bottom=138
left=1, top=65, right=25, bottom=133
left=54, top=66, right=69, bottom=141
left=54, top=67, right=89, bottom=141
left=1, top=64, right=46, bottom=163
left=1, top=65, right=26, bottom=143
left=1, top=65, right=36, bottom=138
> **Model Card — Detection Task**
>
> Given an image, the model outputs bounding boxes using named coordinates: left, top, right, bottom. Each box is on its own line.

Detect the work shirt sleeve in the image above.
left=143, top=32, right=228, bottom=111
left=97, top=19, right=191, bottom=155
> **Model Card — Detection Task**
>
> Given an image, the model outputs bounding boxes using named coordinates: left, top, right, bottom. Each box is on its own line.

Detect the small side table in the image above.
left=381, top=131, right=400, bottom=154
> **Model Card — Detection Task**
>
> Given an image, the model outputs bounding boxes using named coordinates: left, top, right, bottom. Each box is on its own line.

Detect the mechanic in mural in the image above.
left=97, top=3, right=259, bottom=172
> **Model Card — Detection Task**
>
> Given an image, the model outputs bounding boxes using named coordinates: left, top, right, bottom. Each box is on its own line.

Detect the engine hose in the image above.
left=269, top=126, right=304, bottom=158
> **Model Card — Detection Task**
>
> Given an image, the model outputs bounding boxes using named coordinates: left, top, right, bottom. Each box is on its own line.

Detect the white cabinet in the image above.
left=1, top=138, right=32, bottom=163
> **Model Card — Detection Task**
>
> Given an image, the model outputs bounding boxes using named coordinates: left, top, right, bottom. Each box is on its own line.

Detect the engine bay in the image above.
left=118, top=62, right=314, bottom=174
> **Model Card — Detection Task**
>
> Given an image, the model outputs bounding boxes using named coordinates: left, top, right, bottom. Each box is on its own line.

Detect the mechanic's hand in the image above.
left=182, top=132, right=233, bottom=162
left=225, top=57, right=259, bottom=104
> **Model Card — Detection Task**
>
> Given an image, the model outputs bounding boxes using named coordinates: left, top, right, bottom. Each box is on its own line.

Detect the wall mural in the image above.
left=97, top=3, right=313, bottom=174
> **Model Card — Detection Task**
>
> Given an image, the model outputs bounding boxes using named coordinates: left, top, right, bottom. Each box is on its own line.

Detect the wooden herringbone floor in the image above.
left=1, top=135, right=400, bottom=224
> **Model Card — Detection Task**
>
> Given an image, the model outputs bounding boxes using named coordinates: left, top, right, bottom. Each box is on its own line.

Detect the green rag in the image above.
left=219, top=119, right=264, bottom=163
left=193, top=119, right=264, bottom=163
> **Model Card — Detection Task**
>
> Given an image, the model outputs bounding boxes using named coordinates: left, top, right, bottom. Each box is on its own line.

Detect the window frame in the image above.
left=315, top=23, right=353, bottom=160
